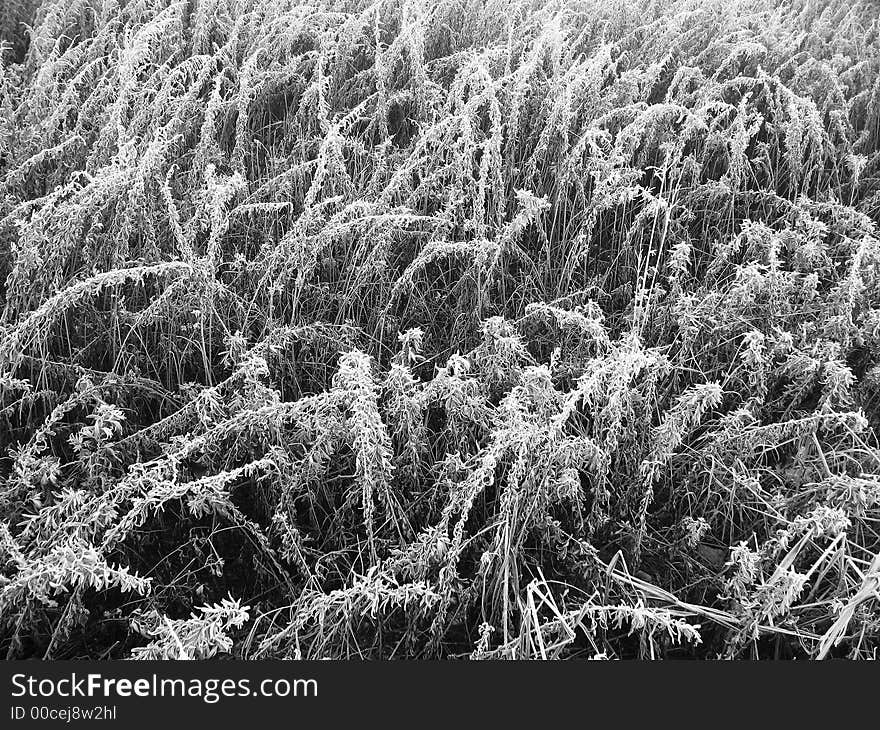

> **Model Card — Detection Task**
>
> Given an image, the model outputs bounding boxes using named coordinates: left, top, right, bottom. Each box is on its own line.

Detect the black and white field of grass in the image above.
left=1, top=0, right=880, bottom=660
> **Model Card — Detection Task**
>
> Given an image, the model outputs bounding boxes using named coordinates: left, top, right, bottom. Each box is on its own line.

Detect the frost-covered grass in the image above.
left=1, top=0, right=880, bottom=659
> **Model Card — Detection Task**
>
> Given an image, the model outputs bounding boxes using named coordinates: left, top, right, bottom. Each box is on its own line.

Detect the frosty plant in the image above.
left=0, top=0, right=879, bottom=660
